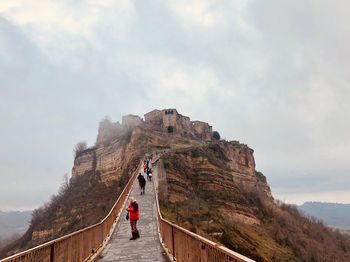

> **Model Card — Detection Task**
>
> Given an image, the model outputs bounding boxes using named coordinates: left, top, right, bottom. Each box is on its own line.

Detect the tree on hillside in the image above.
left=74, top=141, right=87, bottom=157
left=213, top=131, right=220, bottom=140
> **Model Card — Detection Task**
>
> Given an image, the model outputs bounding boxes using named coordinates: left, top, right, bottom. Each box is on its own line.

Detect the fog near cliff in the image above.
left=1, top=1, right=350, bottom=209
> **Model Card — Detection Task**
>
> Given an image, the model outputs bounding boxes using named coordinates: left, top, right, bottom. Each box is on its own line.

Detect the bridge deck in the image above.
left=96, top=170, right=168, bottom=262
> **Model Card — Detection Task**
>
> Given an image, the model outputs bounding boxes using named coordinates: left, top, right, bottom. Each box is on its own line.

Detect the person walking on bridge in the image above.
left=126, top=197, right=140, bottom=240
left=148, top=168, right=153, bottom=181
left=146, top=167, right=150, bottom=181
left=137, top=172, right=143, bottom=189
left=139, top=174, right=146, bottom=195
left=143, top=160, right=148, bottom=172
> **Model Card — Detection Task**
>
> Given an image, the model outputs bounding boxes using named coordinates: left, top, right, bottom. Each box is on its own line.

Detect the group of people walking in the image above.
left=126, top=157, right=154, bottom=240
left=144, top=158, right=153, bottom=181
left=137, top=158, right=153, bottom=195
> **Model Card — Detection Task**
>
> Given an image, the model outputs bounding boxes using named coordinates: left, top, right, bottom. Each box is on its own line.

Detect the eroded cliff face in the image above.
left=157, top=141, right=271, bottom=221
left=155, top=143, right=290, bottom=261
left=72, top=127, right=146, bottom=185
left=156, top=139, right=350, bottom=261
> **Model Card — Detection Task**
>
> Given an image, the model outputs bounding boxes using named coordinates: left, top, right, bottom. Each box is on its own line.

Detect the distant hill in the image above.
left=0, top=210, right=32, bottom=240
left=298, top=202, right=350, bottom=230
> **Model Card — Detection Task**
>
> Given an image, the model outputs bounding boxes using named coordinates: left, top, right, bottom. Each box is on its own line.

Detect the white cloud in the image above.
left=167, top=0, right=224, bottom=28
left=0, top=0, right=136, bottom=66
left=167, top=0, right=252, bottom=31
left=146, top=59, right=220, bottom=104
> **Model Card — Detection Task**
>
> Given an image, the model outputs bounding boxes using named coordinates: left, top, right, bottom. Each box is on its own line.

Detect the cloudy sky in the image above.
left=1, top=0, right=349, bottom=210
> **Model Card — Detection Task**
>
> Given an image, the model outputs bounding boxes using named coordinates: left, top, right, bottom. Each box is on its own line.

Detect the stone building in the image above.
left=144, top=109, right=163, bottom=128
left=192, top=121, right=213, bottom=141
left=122, top=114, right=143, bottom=128
left=162, top=109, right=182, bottom=134
left=96, top=118, right=122, bottom=145
left=144, top=108, right=213, bottom=141
left=96, top=114, right=143, bottom=145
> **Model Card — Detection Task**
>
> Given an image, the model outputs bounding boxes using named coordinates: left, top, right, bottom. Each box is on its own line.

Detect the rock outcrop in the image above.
left=72, top=127, right=144, bottom=184
left=157, top=141, right=271, bottom=216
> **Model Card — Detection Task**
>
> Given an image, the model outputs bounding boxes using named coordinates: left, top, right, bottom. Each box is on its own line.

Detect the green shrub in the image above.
left=213, top=131, right=220, bottom=140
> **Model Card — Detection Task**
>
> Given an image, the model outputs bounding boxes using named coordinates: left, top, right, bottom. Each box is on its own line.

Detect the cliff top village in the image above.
left=97, top=109, right=214, bottom=145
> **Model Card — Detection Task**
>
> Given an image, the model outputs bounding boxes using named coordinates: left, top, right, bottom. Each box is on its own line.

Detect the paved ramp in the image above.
left=97, top=171, right=168, bottom=262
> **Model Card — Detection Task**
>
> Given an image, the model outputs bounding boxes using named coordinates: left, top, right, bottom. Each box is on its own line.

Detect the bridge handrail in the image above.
left=152, top=158, right=255, bottom=262
left=0, top=163, right=140, bottom=262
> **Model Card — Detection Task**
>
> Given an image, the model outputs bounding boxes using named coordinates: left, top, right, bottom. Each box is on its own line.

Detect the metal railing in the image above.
left=1, top=165, right=140, bottom=262
left=153, top=159, right=255, bottom=262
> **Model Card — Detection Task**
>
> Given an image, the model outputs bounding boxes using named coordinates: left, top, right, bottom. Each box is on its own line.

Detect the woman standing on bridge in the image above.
left=126, top=197, right=140, bottom=240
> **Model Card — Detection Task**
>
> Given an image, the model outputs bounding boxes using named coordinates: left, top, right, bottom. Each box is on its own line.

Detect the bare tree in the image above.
left=74, top=141, right=87, bottom=158
left=58, top=173, right=69, bottom=196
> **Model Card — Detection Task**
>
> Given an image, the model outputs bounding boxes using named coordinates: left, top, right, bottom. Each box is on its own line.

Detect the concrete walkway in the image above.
left=97, top=170, right=168, bottom=262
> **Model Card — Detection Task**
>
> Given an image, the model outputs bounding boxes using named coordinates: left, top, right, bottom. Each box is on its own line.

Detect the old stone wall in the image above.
left=192, top=121, right=213, bottom=141
left=162, top=109, right=179, bottom=133
left=122, top=114, right=143, bottom=128
left=143, top=109, right=213, bottom=141
left=96, top=119, right=122, bottom=145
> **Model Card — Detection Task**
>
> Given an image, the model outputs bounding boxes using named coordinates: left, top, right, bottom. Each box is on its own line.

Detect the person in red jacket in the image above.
left=126, top=197, right=140, bottom=240
left=143, top=161, right=148, bottom=172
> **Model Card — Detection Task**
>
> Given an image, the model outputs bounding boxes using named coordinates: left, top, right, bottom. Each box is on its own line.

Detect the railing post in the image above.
left=101, top=224, right=103, bottom=244
left=50, top=243, right=54, bottom=262
left=172, top=226, right=176, bottom=261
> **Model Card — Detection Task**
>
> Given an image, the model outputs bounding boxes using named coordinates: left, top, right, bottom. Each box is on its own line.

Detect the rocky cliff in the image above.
left=157, top=141, right=270, bottom=202
left=72, top=127, right=144, bottom=185
left=155, top=137, right=350, bottom=261
left=156, top=140, right=272, bottom=229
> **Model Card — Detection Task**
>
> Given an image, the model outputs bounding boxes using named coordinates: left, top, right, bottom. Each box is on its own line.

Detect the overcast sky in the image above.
left=1, top=0, right=349, bottom=210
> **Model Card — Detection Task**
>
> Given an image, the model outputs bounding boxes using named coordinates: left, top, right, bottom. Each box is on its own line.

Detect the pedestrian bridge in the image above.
left=1, top=159, right=254, bottom=262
